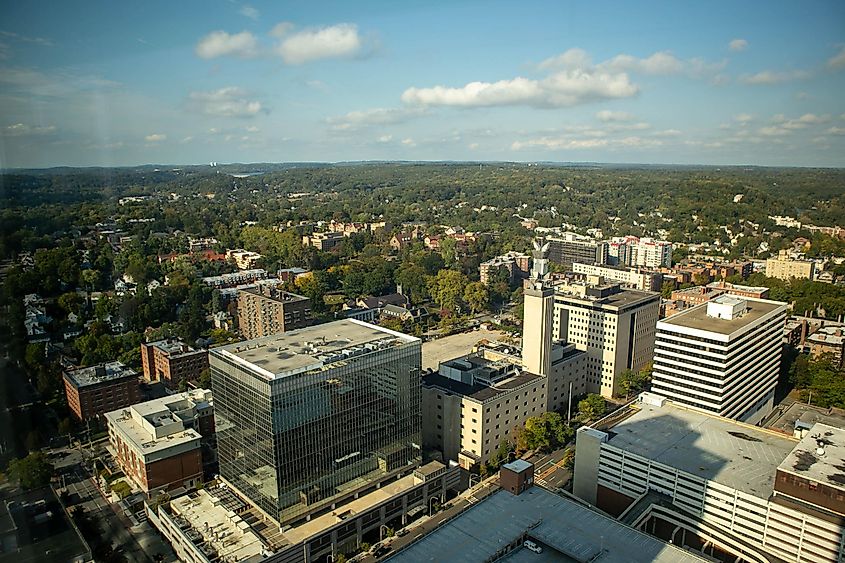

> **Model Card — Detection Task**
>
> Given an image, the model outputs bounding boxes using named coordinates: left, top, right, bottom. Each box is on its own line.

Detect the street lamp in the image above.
left=379, top=524, right=390, bottom=541
left=428, top=496, right=440, bottom=517
left=468, top=473, right=481, bottom=488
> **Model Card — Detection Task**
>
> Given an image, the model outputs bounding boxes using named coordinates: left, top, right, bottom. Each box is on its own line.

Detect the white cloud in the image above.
left=179, top=136, right=193, bottom=144
left=275, top=23, right=363, bottom=64
left=538, top=48, right=592, bottom=70
left=826, top=126, right=845, bottom=135
left=188, top=87, right=264, bottom=117
left=327, top=107, right=425, bottom=130
left=145, top=133, right=166, bottom=142
left=758, top=126, right=789, bottom=137
left=734, top=113, right=754, bottom=123
left=239, top=5, right=259, bottom=20
left=195, top=30, right=257, bottom=59
left=376, top=135, right=392, bottom=143
left=245, top=125, right=260, bottom=132
left=468, top=142, right=479, bottom=150
left=401, top=137, right=416, bottom=147
left=762, top=113, right=830, bottom=135
left=599, top=51, right=684, bottom=75
left=654, top=129, right=682, bottom=137
left=3, top=122, right=56, bottom=136
left=596, top=110, right=634, bottom=122
left=828, top=46, right=845, bottom=69
left=402, top=71, right=638, bottom=109
left=512, top=135, right=663, bottom=151
left=740, top=70, right=810, bottom=85
left=729, top=39, right=748, bottom=52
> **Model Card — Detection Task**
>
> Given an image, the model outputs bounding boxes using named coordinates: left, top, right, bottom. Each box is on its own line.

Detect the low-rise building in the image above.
left=226, top=249, right=263, bottom=270
left=574, top=395, right=845, bottom=563
left=422, top=354, right=547, bottom=469
left=572, top=262, right=662, bottom=291
left=141, top=339, right=208, bottom=387
left=302, top=231, right=344, bottom=251
left=237, top=286, right=312, bottom=339
left=479, top=251, right=531, bottom=285
left=807, top=325, right=845, bottom=367
left=766, top=250, right=816, bottom=280
left=64, top=362, right=141, bottom=421
left=105, top=389, right=214, bottom=494
left=201, top=269, right=267, bottom=289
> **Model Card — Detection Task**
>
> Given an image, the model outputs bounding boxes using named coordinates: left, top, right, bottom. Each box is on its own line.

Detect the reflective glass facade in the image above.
left=210, top=329, right=421, bottom=523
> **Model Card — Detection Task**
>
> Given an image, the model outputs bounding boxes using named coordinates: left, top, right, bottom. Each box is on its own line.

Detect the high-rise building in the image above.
left=544, top=233, right=609, bottom=270
left=552, top=281, right=659, bottom=397
left=651, top=294, right=787, bottom=424
left=608, top=236, right=672, bottom=268
left=140, top=339, right=208, bottom=388
left=573, top=394, right=845, bottom=563
left=209, top=319, right=422, bottom=524
left=237, top=285, right=312, bottom=339
left=63, top=361, right=141, bottom=421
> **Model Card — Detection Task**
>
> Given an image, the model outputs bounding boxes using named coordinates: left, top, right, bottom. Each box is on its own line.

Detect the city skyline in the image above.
left=1, top=0, right=845, bottom=168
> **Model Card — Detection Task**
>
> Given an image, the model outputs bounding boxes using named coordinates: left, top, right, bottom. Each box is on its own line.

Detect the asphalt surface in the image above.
left=528, top=448, right=572, bottom=492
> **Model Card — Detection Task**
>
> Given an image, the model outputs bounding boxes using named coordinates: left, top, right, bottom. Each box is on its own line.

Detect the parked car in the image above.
left=524, top=539, right=543, bottom=553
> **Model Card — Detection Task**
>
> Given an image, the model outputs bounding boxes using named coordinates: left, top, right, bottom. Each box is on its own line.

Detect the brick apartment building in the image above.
left=64, top=362, right=141, bottom=421
left=140, top=339, right=208, bottom=388
left=237, top=286, right=312, bottom=339
left=105, top=389, right=215, bottom=494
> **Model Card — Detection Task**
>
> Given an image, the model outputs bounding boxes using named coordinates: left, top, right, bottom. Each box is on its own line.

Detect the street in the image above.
left=527, top=448, right=572, bottom=492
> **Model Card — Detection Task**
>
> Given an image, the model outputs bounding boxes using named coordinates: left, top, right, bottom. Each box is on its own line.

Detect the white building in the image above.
left=574, top=396, right=845, bottom=563
left=608, top=236, right=672, bottom=269
left=552, top=281, right=660, bottom=398
left=572, top=262, right=662, bottom=291
left=651, top=294, right=787, bottom=424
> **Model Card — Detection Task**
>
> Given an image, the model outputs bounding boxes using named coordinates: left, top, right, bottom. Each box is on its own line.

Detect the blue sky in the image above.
left=1, top=0, right=844, bottom=168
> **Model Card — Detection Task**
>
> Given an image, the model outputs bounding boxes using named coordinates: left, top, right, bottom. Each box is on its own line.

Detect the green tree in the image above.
left=516, top=412, right=572, bottom=453
left=463, top=281, right=490, bottom=314
left=427, top=269, right=469, bottom=313
left=578, top=394, right=607, bottom=421
left=619, top=363, right=653, bottom=398
left=7, top=452, right=54, bottom=490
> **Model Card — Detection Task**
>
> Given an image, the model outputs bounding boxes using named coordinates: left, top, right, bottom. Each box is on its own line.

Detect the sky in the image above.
left=1, top=0, right=844, bottom=169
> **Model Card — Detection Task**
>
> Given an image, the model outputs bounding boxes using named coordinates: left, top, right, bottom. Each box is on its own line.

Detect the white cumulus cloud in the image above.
left=729, top=39, right=748, bottom=52
left=188, top=87, right=264, bottom=117
left=145, top=133, right=166, bottom=142
left=734, top=113, right=754, bottom=123
left=599, top=51, right=684, bottom=75
left=402, top=71, right=638, bottom=109
left=275, top=23, right=363, bottom=64
left=195, top=30, right=258, bottom=59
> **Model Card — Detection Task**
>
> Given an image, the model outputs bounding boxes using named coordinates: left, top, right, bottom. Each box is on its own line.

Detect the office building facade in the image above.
left=544, top=233, right=609, bottom=270
left=210, top=319, right=422, bottom=524
left=552, top=282, right=660, bottom=397
left=651, top=295, right=787, bottom=424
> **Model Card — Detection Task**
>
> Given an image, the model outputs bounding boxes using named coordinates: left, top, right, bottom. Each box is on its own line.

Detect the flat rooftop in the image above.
left=170, top=489, right=266, bottom=561
left=767, top=402, right=845, bottom=435
left=554, top=285, right=658, bottom=311
left=104, top=390, right=211, bottom=456
left=778, top=423, right=845, bottom=490
left=212, top=319, right=419, bottom=379
left=147, top=338, right=200, bottom=356
left=423, top=371, right=544, bottom=403
left=65, top=361, right=137, bottom=388
left=387, top=488, right=708, bottom=563
left=659, top=296, right=784, bottom=337
left=603, top=401, right=797, bottom=499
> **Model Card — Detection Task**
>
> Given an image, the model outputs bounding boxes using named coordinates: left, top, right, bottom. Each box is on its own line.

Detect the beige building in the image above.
left=572, top=262, right=662, bottom=291
left=766, top=250, right=816, bottom=280
left=237, top=286, right=312, bottom=339
left=422, top=356, right=546, bottom=469
left=226, top=249, right=263, bottom=270
left=552, top=281, right=659, bottom=397
left=302, top=231, right=344, bottom=251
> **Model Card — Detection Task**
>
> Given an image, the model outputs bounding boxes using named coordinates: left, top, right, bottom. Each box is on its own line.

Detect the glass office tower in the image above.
left=210, top=320, right=422, bottom=524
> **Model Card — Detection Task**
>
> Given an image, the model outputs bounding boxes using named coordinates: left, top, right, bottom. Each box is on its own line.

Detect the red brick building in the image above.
left=141, top=339, right=208, bottom=388
left=105, top=389, right=214, bottom=494
left=64, top=362, right=141, bottom=421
